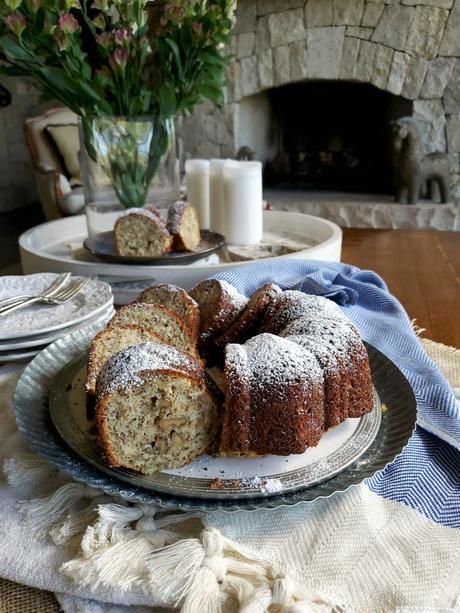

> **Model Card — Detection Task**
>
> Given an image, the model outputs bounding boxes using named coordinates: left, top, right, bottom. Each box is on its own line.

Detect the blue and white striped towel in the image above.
left=214, top=259, right=460, bottom=530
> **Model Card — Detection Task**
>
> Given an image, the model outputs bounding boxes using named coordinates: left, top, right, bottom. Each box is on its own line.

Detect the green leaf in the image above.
left=197, top=83, right=223, bottom=103
left=0, top=36, right=38, bottom=63
left=39, top=66, right=81, bottom=96
left=0, top=64, right=29, bottom=76
left=200, top=47, right=225, bottom=66
left=158, top=81, right=177, bottom=117
left=179, top=22, right=193, bottom=53
left=82, top=63, right=91, bottom=81
left=165, top=37, right=184, bottom=80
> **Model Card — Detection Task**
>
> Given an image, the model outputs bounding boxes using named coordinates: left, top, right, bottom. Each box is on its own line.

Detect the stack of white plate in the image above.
left=0, top=273, right=114, bottom=362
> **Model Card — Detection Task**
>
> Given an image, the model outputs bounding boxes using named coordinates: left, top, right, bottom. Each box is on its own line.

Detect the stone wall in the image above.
left=0, top=77, right=43, bottom=212
left=181, top=0, right=460, bottom=197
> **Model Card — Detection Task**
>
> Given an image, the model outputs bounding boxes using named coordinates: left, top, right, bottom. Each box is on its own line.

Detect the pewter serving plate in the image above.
left=84, top=230, right=225, bottom=265
left=13, top=323, right=417, bottom=512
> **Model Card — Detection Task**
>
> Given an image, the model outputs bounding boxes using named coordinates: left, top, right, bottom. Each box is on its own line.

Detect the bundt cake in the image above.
left=189, top=279, right=248, bottom=353
left=135, top=284, right=200, bottom=341
left=285, top=335, right=348, bottom=428
left=114, top=208, right=172, bottom=257
left=167, top=201, right=201, bottom=252
left=220, top=334, right=325, bottom=456
left=108, top=303, right=200, bottom=362
left=260, top=290, right=349, bottom=335
left=95, top=342, right=219, bottom=474
left=216, top=283, right=281, bottom=347
left=280, top=315, right=372, bottom=419
left=86, top=323, right=167, bottom=396
left=91, top=279, right=373, bottom=474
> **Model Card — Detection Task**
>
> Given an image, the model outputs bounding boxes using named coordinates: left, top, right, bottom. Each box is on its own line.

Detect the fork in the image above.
left=0, top=273, right=71, bottom=310
left=0, top=278, right=90, bottom=318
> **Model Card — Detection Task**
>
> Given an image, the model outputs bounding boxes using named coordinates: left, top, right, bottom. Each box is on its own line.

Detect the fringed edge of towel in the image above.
left=3, top=452, right=345, bottom=612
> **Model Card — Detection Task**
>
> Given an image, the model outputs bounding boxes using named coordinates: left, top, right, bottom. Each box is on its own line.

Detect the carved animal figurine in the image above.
left=391, top=118, right=450, bottom=204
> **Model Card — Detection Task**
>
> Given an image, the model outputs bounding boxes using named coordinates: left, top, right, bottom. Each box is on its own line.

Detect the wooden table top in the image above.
left=342, top=229, right=460, bottom=349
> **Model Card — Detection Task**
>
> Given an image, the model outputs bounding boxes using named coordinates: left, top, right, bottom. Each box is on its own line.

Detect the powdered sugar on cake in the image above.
left=96, top=342, right=200, bottom=397
left=117, top=208, right=163, bottom=222
left=244, top=333, right=323, bottom=389
left=219, top=279, right=248, bottom=309
left=281, top=314, right=361, bottom=352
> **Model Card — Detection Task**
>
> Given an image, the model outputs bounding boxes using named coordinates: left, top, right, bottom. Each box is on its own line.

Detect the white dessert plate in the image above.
left=49, top=353, right=381, bottom=499
left=0, top=305, right=115, bottom=350
left=0, top=347, right=42, bottom=362
left=0, top=274, right=113, bottom=340
left=0, top=308, right=115, bottom=362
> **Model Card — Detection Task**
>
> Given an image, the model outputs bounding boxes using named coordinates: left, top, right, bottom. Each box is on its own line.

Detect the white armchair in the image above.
left=23, top=107, right=85, bottom=220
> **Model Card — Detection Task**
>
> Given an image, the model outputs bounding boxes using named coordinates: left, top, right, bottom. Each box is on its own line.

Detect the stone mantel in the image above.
left=181, top=0, right=460, bottom=199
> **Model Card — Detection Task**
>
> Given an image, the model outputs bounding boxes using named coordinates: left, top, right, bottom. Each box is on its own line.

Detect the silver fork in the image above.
left=0, top=273, right=71, bottom=310
left=0, top=278, right=90, bottom=318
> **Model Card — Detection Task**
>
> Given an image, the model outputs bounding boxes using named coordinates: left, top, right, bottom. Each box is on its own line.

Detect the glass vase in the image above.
left=80, top=116, right=180, bottom=238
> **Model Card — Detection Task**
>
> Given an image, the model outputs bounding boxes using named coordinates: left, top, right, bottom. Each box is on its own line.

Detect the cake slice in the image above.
left=95, top=342, right=219, bottom=474
left=166, top=201, right=201, bottom=252
left=189, top=279, right=248, bottom=354
left=216, top=283, right=281, bottom=347
left=114, top=208, right=172, bottom=257
left=108, top=303, right=200, bottom=361
left=135, top=284, right=200, bottom=341
left=86, top=323, right=166, bottom=396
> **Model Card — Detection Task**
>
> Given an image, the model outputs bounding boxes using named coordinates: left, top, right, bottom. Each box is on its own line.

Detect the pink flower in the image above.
left=164, top=5, right=185, bottom=24
left=4, top=13, right=26, bottom=37
left=58, top=12, right=79, bottom=34
left=192, top=22, right=203, bottom=35
left=114, top=27, right=129, bottom=45
left=95, top=31, right=111, bottom=49
left=109, top=47, right=129, bottom=71
left=94, top=66, right=111, bottom=85
left=95, top=66, right=110, bottom=78
left=54, top=29, right=67, bottom=50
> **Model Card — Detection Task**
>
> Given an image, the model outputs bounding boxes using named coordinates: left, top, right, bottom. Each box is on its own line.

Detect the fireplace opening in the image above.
left=238, top=82, right=412, bottom=195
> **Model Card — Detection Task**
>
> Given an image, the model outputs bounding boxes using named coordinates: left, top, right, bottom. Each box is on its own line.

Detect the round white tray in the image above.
left=19, top=212, right=342, bottom=291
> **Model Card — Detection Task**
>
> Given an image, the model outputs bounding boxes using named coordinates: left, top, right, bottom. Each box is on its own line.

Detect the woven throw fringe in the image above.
left=3, top=454, right=343, bottom=611
left=411, top=319, right=426, bottom=338
left=146, top=528, right=343, bottom=612
left=3, top=454, right=56, bottom=488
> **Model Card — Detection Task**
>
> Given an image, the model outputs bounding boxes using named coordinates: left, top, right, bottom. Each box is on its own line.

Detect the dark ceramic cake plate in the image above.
left=84, top=230, right=225, bottom=265
left=13, top=323, right=417, bottom=512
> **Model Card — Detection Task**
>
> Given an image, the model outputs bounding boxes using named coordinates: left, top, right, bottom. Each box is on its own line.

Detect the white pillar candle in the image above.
left=222, top=161, right=263, bottom=245
left=209, top=159, right=230, bottom=236
left=185, top=159, right=210, bottom=229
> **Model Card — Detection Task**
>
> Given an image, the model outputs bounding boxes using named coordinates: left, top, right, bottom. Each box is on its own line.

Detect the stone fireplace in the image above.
left=181, top=0, right=460, bottom=229
left=251, top=81, right=411, bottom=193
